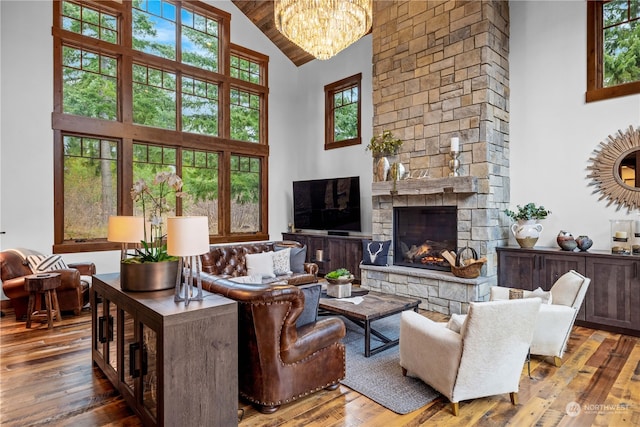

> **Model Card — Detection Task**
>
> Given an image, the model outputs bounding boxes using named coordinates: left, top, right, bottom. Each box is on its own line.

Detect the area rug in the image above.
left=340, top=313, right=441, bottom=414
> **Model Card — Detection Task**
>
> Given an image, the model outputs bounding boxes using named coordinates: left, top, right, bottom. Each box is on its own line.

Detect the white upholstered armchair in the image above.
left=399, top=298, right=541, bottom=416
left=490, top=270, right=590, bottom=367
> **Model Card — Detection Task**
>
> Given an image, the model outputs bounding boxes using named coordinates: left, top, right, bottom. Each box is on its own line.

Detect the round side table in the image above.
left=24, top=273, right=62, bottom=329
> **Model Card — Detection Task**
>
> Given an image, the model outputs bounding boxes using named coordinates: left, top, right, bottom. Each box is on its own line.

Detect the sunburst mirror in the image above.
left=587, top=125, right=640, bottom=212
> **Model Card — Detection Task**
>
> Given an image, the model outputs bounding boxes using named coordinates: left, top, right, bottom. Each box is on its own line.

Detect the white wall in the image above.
left=510, top=1, right=640, bottom=250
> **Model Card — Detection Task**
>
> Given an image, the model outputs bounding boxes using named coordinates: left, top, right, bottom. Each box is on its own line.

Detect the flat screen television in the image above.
left=293, top=176, right=361, bottom=234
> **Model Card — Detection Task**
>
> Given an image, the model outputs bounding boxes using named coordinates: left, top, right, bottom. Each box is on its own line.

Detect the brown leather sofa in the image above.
left=1, top=250, right=95, bottom=320
left=200, top=241, right=318, bottom=286
left=201, top=274, right=346, bottom=413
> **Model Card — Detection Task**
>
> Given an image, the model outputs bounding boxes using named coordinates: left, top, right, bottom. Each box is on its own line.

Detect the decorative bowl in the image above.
left=326, top=275, right=354, bottom=285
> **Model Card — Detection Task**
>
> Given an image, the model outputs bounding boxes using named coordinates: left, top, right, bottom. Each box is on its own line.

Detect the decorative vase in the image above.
left=511, top=219, right=544, bottom=248
left=390, top=162, right=405, bottom=181
left=120, top=260, right=179, bottom=292
left=557, top=230, right=577, bottom=251
left=376, top=156, right=390, bottom=182
left=575, top=235, right=593, bottom=251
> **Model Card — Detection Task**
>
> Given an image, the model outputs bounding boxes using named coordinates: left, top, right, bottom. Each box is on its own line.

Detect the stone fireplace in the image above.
left=360, top=1, right=511, bottom=315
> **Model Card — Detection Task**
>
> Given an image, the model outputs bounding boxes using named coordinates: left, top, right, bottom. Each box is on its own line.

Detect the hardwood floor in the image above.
left=1, top=307, right=638, bottom=426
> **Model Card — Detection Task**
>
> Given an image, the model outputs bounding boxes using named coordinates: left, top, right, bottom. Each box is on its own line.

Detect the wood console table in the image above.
left=282, top=232, right=370, bottom=281
left=497, top=246, right=640, bottom=337
left=91, top=273, right=238, bottom=426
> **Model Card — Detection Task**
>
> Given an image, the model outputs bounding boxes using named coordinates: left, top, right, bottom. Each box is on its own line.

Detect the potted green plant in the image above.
left=504, top=203, right=551, bottom=248
left=120, top=171, right=185, bottom=291
left=503, top=203, right=551, bottom=221
left=367, top=130, right=403, bottom=181
left=325, top=268, right=354, bottom=284
left=325, top=268, right=354, bottom=298
left=366, top=130, right=403, bottom=157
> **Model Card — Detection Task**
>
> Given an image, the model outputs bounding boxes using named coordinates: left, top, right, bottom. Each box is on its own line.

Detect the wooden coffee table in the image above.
left=319, top=291, right=421, bottom=357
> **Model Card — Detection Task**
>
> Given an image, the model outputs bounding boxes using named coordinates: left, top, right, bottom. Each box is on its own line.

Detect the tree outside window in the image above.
left=587, top=0, right=640, bottom=102
left=324, top=73, right=362, bottom=150
left=53, top=1, right=269, bottom=253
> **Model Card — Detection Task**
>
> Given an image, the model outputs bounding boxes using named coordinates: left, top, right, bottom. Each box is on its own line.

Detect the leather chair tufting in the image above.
left=201, top=274, right=346, bottom=413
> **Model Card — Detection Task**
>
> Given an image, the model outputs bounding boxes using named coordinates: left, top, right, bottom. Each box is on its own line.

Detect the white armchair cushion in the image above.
left=452, top=299, right=540, bottom=403
left=530, top=304, right=577, bottom=357
left=445, top=313, right=467, bottom=334
left=550, top=271, right=586, bottom=307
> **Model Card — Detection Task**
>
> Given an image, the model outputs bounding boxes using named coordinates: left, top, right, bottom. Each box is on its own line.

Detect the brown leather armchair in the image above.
left=201, top=274, right=346, bottom=413
left=1, top=250, right=95, bottom=320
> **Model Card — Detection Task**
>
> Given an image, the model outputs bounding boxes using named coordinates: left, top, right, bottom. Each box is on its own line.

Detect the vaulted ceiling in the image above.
left=230, top=0, right=316, bottom=66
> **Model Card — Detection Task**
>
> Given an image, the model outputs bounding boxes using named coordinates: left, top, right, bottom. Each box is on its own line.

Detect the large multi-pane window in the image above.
left=587, top=0, right=640, bottom=101
left=53, top=0, right=269, bottom=252
left=324, top=73, right=362, bottom=150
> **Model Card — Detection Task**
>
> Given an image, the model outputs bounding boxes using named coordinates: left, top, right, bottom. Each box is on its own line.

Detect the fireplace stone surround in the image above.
left=359, top=1, right=511, bottom=315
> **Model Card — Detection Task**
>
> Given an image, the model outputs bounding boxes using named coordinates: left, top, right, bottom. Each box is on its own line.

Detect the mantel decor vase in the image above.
left=511, top=220, right=544, bottom=248
left=120, top=260, right=180, bottom=292
left=375, top=156, right=390, bottom=182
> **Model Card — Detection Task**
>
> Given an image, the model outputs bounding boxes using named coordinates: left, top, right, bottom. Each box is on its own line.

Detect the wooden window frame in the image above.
left=586, top=0, right=640, bottom=102
left=324, top=73, right=362, bottom=150
left=52, top=0, right=269, bottom=253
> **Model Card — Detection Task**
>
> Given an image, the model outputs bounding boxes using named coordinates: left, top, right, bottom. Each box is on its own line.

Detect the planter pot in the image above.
left=510, top=220, right=544, bottom=248
left=120, top=260, right=179, bottom=292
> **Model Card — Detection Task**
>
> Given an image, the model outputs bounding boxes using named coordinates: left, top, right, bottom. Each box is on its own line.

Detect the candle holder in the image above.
left=448, top=150, right=460, bottom=176
left=610, top=219, right=632, bottom=255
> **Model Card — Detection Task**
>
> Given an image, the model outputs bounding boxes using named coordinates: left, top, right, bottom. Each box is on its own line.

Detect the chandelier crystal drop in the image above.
left=274, top=0, right=372, bottom=60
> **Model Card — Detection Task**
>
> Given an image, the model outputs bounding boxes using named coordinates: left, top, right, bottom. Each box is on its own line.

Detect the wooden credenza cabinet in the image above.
left=91, top=273, right=238, bottom=426
left=282, top=232, right=370, bottom=281
left=497, top=246, right=640, bottom=337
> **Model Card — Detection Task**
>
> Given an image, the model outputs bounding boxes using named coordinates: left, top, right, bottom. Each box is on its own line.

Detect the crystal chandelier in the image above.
left=274, top=0, right=372, bottom=60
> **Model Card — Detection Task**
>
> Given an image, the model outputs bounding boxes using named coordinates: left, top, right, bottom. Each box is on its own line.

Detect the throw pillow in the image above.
left=361, top=240, right=391, bottom=266
left=528, top=287, right=553, bottom=304
left=246, top=252, right=276, bottom=279
left=26, top=254, right=68, bottom=273
left=446, top=313, right=467, bottom=334
left=509, top=288, right=524, bottom=299
left=272, top=248, right=292, bottom=275
left=275, top=244, right=307, bottom=273
left=296, top=283, right=321, bottom=327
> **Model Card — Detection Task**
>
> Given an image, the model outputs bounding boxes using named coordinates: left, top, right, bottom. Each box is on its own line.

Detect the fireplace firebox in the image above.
left=393, top=206, right=457, bottom=271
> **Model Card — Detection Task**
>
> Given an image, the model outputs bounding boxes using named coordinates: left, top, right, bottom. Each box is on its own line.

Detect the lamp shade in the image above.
left=107, top=216, right=144, bottom=243
left=167, top=216, right=210, bottom=256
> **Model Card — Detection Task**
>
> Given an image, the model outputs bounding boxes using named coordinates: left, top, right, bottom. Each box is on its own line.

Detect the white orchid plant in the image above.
left=127, top=171, right=184, bottom=263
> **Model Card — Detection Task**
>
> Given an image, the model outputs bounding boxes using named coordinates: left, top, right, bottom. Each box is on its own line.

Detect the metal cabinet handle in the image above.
left=98, top=316, right=107, bottom=343
left=129, top=342, right=140, bottom=378
left=107, top=314, right=114, bottom=342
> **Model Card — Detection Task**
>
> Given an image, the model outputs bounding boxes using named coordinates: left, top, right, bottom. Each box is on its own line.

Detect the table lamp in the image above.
left=107, top=216, right=144, bottom=260
left=167, top=216, right=210, bottom=305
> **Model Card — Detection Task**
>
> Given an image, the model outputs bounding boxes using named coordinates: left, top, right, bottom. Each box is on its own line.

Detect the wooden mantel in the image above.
left=371, top=176, right=478, bottom=196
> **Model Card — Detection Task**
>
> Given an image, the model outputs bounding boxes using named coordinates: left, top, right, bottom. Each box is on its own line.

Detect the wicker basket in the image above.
left=450, top=247, right=485, bottom=279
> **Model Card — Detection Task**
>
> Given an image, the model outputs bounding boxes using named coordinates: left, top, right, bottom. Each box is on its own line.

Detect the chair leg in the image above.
left=553, top=356, right=562, bottom=367
left=510, top=392, right=518, bottom=406
left=450, top=402, right=459, bottom=416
